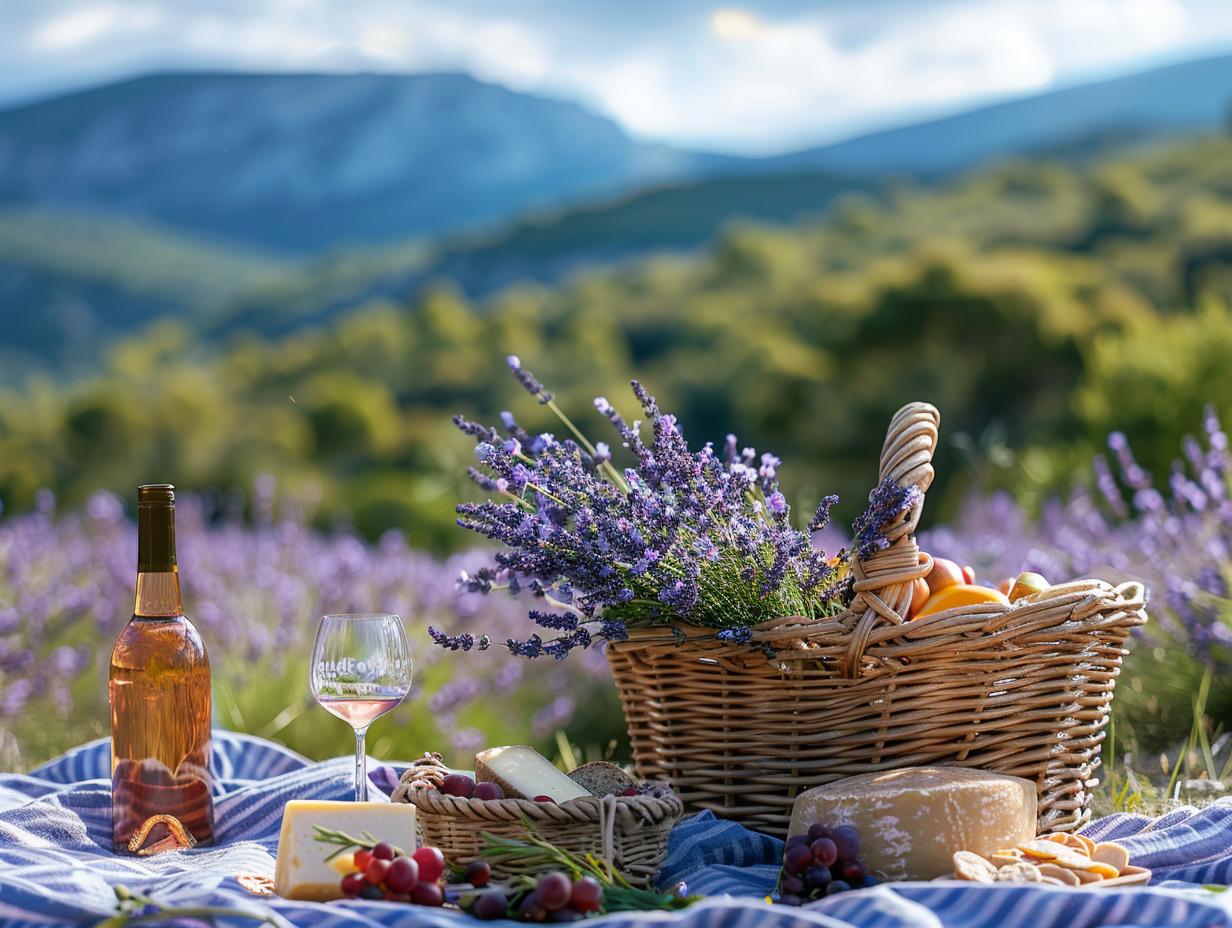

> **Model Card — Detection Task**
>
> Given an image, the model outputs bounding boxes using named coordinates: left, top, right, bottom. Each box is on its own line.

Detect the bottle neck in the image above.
left=134, top=569, right=184, bottom=617
left=135, top=501, right=183, bottom=617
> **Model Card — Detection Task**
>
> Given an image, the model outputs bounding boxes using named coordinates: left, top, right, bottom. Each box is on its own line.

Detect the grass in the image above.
left=1093, top=664, right=1230, bottom=818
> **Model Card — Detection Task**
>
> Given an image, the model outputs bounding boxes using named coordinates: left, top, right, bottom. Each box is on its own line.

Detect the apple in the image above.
left=997, top=578, right=1013, bottom=596
left=926, top=557, right=965, bottom=594
left=961, top=565, right=976, bottom=585
left=1008, top=572, right=1050, bottom=603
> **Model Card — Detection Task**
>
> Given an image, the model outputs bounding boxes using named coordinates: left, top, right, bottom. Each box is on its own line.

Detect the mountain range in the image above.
left=0, top=72, right=740, bottom=253
left=2, top=51, right=1232, bottom=371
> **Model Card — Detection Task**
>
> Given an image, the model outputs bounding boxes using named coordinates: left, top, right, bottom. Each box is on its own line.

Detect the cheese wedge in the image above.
left=273, top=800, right=417, bottom=901
left=788, top=767, right=1036, bottom=881
left=475, top=746, right=590, bottom=802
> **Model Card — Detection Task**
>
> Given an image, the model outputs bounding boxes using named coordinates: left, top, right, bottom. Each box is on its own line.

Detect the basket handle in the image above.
left=840, top=402, right=940, bottom=677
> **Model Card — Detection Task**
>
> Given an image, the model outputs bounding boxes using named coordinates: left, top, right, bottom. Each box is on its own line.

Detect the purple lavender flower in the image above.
left=445, top=361, right=851, bottom=658
left=506, top=355, right=554, bottom=404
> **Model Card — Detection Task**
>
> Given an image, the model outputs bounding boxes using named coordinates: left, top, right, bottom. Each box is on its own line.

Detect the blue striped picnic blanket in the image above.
left=3, top=732, right=1232, bottom=927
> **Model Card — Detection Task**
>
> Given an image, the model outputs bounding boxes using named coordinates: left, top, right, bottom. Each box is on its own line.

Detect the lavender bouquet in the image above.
left=433, top=358, right=853, bottom=659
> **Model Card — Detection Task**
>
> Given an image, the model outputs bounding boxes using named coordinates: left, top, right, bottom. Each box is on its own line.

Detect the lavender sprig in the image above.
left=446, top=360, right=852, bottom=659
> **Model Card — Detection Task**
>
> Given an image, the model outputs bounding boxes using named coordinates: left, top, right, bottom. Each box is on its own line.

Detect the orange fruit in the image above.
left=912, top=584, right=1011, bottom=618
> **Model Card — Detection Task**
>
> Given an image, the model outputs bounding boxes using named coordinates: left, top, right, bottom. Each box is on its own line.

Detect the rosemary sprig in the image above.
left=473, top=830, right=697, bottom=913
left=93, top=885, right=292, bottom=928
left=311, top=824, right=408, bottom=862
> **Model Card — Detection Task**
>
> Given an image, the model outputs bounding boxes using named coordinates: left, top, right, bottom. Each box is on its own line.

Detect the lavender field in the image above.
left=2, top=409, right=1231, bottom=789
left=0, top=476, right=617, bottom=772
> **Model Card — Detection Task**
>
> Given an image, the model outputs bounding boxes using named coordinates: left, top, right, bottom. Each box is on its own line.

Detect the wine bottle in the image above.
left=109, top=484, right=214, bottom=850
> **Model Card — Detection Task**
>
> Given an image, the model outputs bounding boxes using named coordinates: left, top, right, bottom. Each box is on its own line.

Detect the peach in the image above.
left=926, top=557, right=965, bottom=594
left=908, top=578, right=930, bottom=618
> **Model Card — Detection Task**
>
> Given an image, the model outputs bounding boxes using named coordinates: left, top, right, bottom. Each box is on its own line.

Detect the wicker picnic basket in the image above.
left=605, top=402, right=1148, bottom=839
left=392, top=764, right=683, bottom=888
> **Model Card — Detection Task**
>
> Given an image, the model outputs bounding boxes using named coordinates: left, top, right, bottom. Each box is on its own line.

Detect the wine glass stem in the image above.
left=354, top=725, right=370, bottom=802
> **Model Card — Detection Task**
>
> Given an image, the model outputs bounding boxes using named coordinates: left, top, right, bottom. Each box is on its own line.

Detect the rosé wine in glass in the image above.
left=310, top=614, right=411, bottom=801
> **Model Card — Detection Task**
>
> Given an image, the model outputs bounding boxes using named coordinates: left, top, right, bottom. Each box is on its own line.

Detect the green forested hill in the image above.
left=4, top=135, right=1232, bottom=545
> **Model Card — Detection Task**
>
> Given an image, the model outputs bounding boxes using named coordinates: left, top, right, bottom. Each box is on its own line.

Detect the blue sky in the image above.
left=4, top=0, right=1232, bottom=155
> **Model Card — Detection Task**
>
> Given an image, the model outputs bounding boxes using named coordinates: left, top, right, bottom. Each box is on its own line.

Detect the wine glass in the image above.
left=310, top=614, right=412, bottom=802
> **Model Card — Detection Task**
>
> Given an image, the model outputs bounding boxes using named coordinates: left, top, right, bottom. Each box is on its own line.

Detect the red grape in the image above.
left=473, top=781, right=505, bottom=801
left=784, top=834, right=810, bottom=854
left=779, top=894, right=803, bottom=907
left=619, top=788, right=639, bottom=796
left=353, top=848, right=374, bottom=872
left=859, top=874, right=880, bottom=889
left=442, top=774, right=476, bottom=798
left=804, top=865, right=831, bottom=891
left=385, top=891, right=412, bottom=903
left=340, top=872, right=367, bottom=897
left=359, top=884, right=384, bottom=900
left=518, top=893, right=548, bottom=922
left=810, top=837, right=837, bottom=867
left=783, top=844, right=813, bottom=876
left=806, top=822, right=830, bottom=843
left=535, top=872, right=573, bottom=912
left=839, top=860, right=864, bottom=883
left=568, top=876, right=603, bottom=913
left=780, top=874, right=805, bottom=896
left=385, top=855, right=419, bottom=893
left=548, top=910, right=580, bottom=922
left=466, top=860, right=491, bottom=887
left=831, top=826, right=861, bottom=861
left=825, top=880, right=851, bottom=896
left=473, top=890, right=509, bottom=920
left=372, top=841, right=395, bottom=861
left=412, top=846, right=446, bottom=883
left=364, top=857, right=391, bottom=886
left=410, top=881, right=445, bottom=907
left=533, top=795, right=556, bottom=804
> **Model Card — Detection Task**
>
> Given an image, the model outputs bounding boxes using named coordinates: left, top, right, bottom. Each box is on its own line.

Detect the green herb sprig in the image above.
left=94, top=885, right=291, bottom=928
left=311, top=824, right=409, bottom=862
left=472, top=829, right=697, bottom=913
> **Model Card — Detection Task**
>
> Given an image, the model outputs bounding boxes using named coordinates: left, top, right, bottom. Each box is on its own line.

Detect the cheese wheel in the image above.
left=788, top=767, right=1037, bottom=881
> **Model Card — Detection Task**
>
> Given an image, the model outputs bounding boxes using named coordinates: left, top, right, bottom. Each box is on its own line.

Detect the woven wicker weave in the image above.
left=391, top=784, right=683, bottom=889
left=606, top=402, right=1148, bottom=839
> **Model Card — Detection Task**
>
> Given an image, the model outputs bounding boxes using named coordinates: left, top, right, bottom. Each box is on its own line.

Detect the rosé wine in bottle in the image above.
left=109, top=485, right=214, bottom=851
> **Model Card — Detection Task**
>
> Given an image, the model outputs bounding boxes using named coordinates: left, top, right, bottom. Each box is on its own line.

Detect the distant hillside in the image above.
left=426, top=170, right=876, bottom=296
left=5, top=52, right=1232, bottom=369
left=773, top=52, right=1232, bottom=177
left=0, top=72, right=738, bottom=253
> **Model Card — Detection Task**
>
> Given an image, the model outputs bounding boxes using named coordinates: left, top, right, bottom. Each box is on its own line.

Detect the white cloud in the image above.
left=573, top=0, right=1197, bottom=153
left=31, top=3, right=161, bottom=52
left=4, top=0, right=1227, bottom=154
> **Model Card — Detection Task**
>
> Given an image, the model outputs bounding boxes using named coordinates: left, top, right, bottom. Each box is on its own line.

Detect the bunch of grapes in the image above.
left=465, top=871, right=605, bottom=922
left=441, top=773, right=508, bottom=801
left=777, top=824, right=878, bottom=905
left=339, top=841, right=451, bottom=905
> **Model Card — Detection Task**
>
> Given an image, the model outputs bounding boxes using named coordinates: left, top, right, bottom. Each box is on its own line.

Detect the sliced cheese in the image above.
left=273, top=800, right=417, bottom=901
left=474, top=745, right=590, bottom=803
left=788, top=766, right=1037, bottom=881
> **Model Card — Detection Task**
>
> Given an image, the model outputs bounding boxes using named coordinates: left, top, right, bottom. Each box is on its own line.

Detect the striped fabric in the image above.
left=1, top=733, right=1230, bottom=927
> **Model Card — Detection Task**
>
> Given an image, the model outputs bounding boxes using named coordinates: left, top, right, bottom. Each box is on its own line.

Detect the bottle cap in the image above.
left=138, top=485, right=175, bottom=505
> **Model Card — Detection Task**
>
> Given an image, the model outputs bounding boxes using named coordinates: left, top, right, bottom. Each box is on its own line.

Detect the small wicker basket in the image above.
left=391, top=780, right=683, bottom=889
left=606, top=402, right=1148, bottom=839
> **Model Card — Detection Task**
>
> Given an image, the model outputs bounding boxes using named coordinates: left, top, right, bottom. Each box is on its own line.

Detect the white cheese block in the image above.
left=273, top=800, right=417, bottom=901
left=788, top=767, right=1037, bottom=881
left=474, top=745, right=591, bottom=802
